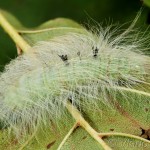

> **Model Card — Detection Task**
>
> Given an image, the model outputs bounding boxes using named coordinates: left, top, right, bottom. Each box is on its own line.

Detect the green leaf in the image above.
left=0, top=10, right=150, bottom=150
left=19, top=17, right=85, bottom=45
left=0, top=88, right=150, bottom=150
left=143, top=0, right=150, bottom=7
left=0, top=9, right=85, bottom=46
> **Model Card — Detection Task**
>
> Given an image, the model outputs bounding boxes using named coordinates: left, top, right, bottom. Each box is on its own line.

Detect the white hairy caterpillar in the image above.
left=0, top=21, right=149, bottom=139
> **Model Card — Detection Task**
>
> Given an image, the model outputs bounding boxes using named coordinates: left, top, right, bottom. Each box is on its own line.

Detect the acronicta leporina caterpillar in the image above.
left=0, top=20, right=149, bottom=138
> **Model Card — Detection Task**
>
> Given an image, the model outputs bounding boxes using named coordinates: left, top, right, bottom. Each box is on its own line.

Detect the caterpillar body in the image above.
left=0, top=23, right=149, bottom=138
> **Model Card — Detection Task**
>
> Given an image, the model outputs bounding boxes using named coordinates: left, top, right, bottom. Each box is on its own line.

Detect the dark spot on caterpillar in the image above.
left=140, top=128, right=150, bottom=140
left=58, top=54, right=68, bottom=61
left=92, top=46, right=99, bottom=57
left=77, top=51, right=81, bottom=60
left=46, top=140, right=56, bottom=149
left=77, top=51, right=80, bottom=56
left=145, top=108, right=148, bottom=112
left=58, top=54, right=69, bottom=65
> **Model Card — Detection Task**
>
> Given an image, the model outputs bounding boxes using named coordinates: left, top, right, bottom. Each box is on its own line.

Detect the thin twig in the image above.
left=0, top=11, right=30, bottom=52
left=57, top=122, right=79, bottom=150
left=99, top=132, right=150, bottom=144
left=66, top=102, right=112, bottom=150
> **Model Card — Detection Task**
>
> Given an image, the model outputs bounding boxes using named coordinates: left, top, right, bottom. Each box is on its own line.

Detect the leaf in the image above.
left=0, top=9, right=85, bottom=46
left=143, top=0, right=150, bottom=7
left=0, top=10, right=150, bottom=150
left=0, top=88, right=150, bottom=150
left=19, top=18, right=86, bottom=45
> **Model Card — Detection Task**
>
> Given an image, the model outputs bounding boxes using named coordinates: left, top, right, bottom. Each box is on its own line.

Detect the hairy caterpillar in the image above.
left=0, top=20, right=149, bottom=140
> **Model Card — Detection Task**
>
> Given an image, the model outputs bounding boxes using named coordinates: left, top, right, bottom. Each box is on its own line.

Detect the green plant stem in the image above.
left=0, top=11, right=30, bottom=52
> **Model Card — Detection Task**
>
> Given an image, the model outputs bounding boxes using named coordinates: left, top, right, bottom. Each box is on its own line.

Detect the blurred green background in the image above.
left=0, top=0, right=149, bottom=71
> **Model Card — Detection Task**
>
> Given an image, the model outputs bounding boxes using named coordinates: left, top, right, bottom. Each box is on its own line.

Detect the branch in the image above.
left=0, top=11, right=30, bottom=52
left=66, top=102, right=112, bottom=150
left=57, top=122, right=79, bottom=150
